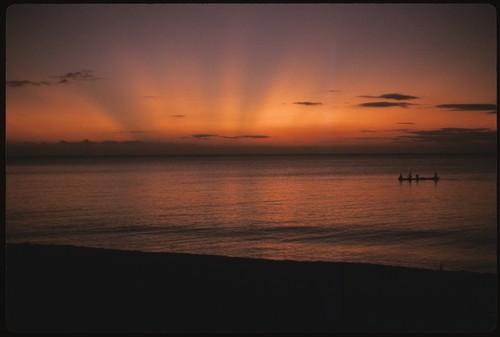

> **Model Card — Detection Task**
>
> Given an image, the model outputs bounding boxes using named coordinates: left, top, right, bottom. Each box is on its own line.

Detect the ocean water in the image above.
left=6, top=154, right=497, bottom=273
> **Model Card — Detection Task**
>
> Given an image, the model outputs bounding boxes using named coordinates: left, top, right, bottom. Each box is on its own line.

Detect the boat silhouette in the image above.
left=398, top=173, right=439, bottom=182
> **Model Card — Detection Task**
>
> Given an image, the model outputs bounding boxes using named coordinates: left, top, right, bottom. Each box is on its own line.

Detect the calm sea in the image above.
left=6, top=154, right=497, bottom=273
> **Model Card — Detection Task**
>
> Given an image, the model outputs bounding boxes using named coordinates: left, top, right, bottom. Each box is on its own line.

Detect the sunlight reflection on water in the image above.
left=6, top=154, right=497, bottom=273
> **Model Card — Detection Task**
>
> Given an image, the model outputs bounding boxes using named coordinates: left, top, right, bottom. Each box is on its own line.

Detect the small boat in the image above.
left=398, top=176, right=439, bottom=182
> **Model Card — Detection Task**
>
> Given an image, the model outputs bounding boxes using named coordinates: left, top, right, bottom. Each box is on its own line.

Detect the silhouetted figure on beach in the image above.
left=434, top=172, right=438, bottom=179
left=415, top=174, right=419, bottom=181
left=408, top=172, right=412, bottom=180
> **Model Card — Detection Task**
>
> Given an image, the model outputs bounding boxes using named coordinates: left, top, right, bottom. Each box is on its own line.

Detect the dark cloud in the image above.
left=359, top=102, right=414, bottom=108
left=6, top=140, right=335, bottom=157
left=326, top=136, right=395, bottom=142
left=193, top=134, right=270, bottom=140
left=7, top=80, right=52, bottom=87
left=394, top=128, right=496, bottom=144
left=58, top=139, right=143, bottom=144
left=436, top=104, right=497, bottom=114
left=192, top=134, right=218, bottom=140
left=359, top=128, right=412, bottom=134
left=171, top=115, right=186, bottom=118
left=119, top=130, right=146, bottom=134
left=398, top=122, right=416, bottom=125
left=293, top=101, right=322, bottom=106
left=380, top=93, right=418, bottom=100
left=359, top=93, right=418, bottom=100
left=7, top=70, right=101, bottom=88
left=54, top=70, right=101, bottom=84
left=352, top=137, right=392, bottom=141
left=59, top=139, right=117, bottom=145
left=237, top=135, right=270, bottom=139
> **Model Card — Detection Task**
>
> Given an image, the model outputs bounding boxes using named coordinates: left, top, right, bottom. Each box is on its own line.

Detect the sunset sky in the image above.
left=6, top=4, right=497, bottom=154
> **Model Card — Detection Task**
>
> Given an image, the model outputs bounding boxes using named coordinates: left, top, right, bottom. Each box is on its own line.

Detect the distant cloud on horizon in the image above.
left=293, top=101, right=322, bottom=106
left=397, top=122, right=416, bottom=125
left=171, top=114, right=186, bottom=118
left=119, top=130, right=146, bottom=134
left=58, top=139, right=144, bottom=145
left=359, top=93, right=418, bottom=101
left=54, top=70, right=101, bottom=84
left=191, top=134, right=270, bottom=140
left=359, top=128, right=412, bottom=133
left=6, top=80, right=52, bottom=87
left=359, top=102, right=414, bottom=108
left=436, top=103, right=497, bottom=114
left=7, top=70, right=101, bottom=88
left=192, top=134, right=218, bottom=140
left=236, top=135, right=270, bottom=139
left=393, top=127, right=496, bottom=144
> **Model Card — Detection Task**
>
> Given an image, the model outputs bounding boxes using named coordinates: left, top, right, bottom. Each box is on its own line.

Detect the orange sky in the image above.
left=6, top=4, right=497, bottom=154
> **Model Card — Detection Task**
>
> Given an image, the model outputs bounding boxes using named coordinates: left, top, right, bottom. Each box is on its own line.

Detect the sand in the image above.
left=5, top=243, right=497, bottom=332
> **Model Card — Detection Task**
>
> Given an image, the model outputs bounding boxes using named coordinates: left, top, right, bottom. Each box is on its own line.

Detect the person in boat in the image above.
left=415, top=173, right=420, bottom=181
left=399, top=173, right=403, bottom=180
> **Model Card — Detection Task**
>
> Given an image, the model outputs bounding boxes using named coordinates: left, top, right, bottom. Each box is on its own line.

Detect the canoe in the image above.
left=398, top=176, right=439, bottom=182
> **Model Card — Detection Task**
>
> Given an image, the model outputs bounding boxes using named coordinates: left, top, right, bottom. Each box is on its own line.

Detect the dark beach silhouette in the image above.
left=5, top=243, right=496, bottom=332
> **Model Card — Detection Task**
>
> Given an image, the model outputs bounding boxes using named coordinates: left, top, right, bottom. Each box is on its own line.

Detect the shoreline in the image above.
left=6, top=243, right=497, bottom=332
